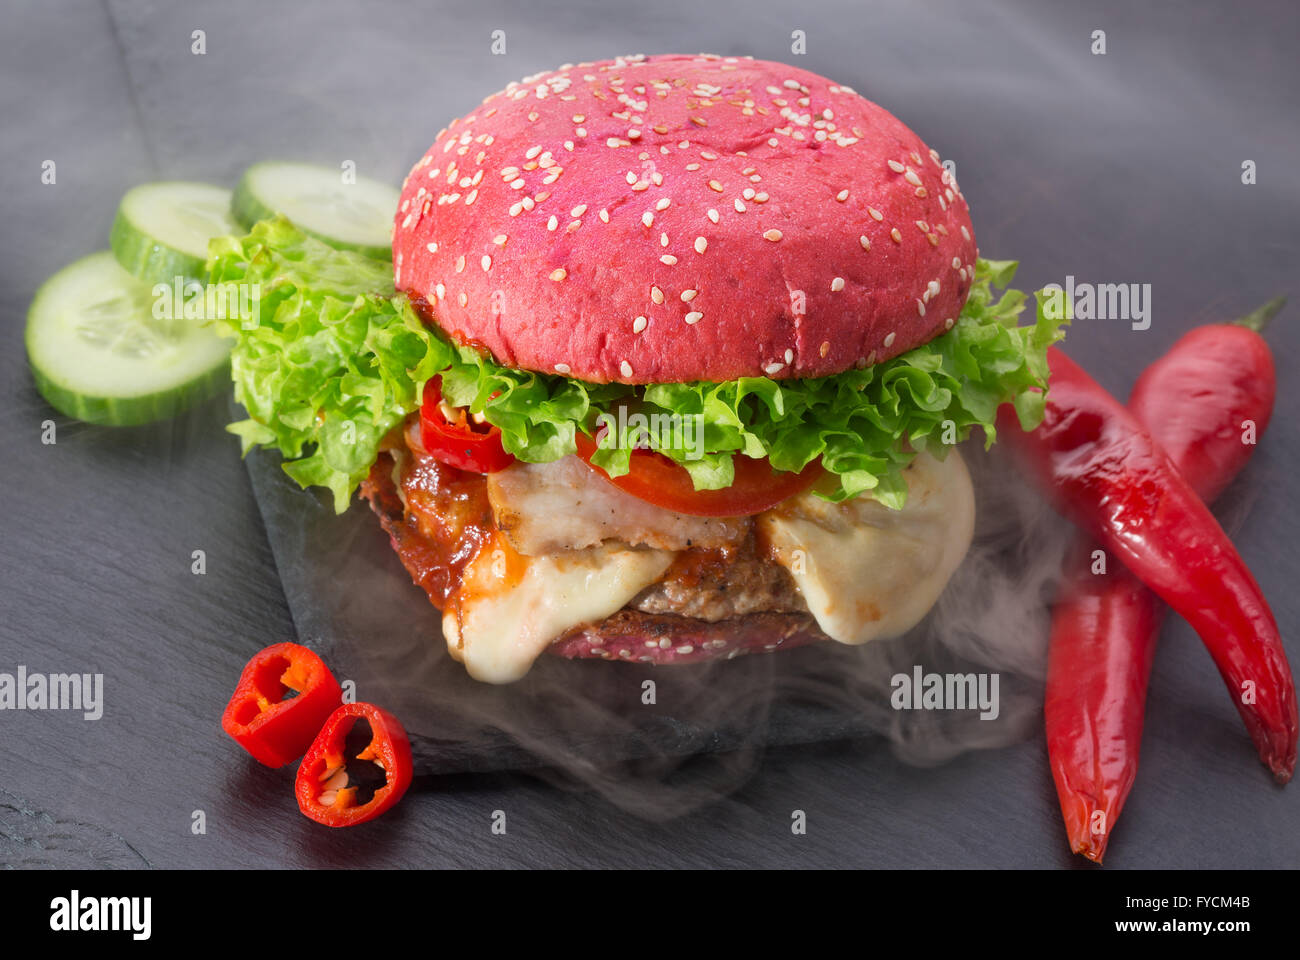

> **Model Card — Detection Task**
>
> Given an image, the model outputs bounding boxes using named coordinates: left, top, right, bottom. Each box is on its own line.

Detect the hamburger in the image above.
left=210, top=54, right=1062, bottom=683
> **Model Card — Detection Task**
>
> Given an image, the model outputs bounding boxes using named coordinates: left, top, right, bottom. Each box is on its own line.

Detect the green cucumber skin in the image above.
left=25, top=250, right=233, bottom=428
left=109, top=206, right=208, bottom=286
left=228, top=176, right=274, bottom=233
left=230, top=174, right=393, bottom=261
left=30, top=355, right=230, bottom=427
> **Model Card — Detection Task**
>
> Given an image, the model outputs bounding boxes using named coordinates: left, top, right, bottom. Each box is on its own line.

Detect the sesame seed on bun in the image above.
left=393, top=53, right=977, bottom=384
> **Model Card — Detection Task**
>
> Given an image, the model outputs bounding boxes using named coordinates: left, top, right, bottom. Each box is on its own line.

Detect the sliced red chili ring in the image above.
left=295, top=703, right=414, bottom=827
left=419, top=376, right=516, bottom=473
left=221, top=642, right=343, bottom=768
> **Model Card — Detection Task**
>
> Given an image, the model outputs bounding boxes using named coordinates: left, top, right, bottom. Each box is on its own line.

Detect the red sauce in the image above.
left=655, top=545, right=740, bottom=590
left=405, top=295, right=502, bottom=363
left=361, top=418, right=494, bottom=610
left=406, top=293, right=434, bottom=321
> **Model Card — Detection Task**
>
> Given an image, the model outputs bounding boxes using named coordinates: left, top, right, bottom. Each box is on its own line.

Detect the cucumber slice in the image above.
left=231, top=162, right=398, bottom=259
left=25, top=251, right=232, bottom=426
left=110, top=181, right=237, bottom=285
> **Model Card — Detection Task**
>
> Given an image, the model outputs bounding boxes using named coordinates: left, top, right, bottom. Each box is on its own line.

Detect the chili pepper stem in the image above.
left=1234, top=296, right=1286, bottom=333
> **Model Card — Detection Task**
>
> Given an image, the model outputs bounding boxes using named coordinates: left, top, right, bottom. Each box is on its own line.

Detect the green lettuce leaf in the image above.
left=207, top=216, right=1067, bottom=513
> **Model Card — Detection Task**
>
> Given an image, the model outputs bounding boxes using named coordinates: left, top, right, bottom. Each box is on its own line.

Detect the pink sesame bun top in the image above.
left=393, top=53, right=977, bottom=384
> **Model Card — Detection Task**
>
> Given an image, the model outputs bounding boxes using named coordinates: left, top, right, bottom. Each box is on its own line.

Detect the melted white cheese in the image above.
left=443, top=533, right=674, bottom=683
left=486, top=455, right=749, bottom=556
left=757, top=450, right=975, bottom=645
left=443, top=450, right=974, bottom=682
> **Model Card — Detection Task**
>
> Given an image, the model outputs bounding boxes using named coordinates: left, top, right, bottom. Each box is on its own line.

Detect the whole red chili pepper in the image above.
left=221, top=642, right=343, bottom=768
left=1045, top=299, right=1284, bottom=861
left=1001, top=343, right=1297, bottom=784
left=295, top=703, right=413, bottom=827
left=1046, top=548, right=1162, bottom=862
left=1127, top=301, right=1279, bottom=500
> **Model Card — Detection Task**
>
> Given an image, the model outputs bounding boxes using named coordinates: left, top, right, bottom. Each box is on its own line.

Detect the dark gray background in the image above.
left=2, top=0, right=1297, bottom=868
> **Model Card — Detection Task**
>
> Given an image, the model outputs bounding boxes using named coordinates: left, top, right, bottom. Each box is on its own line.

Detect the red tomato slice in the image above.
left=573, top=431, right=821, bottom=517
left=419, top=377, right=516, bottom=473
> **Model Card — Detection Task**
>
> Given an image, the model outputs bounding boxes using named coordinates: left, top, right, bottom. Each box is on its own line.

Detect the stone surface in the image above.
left=1, top=0, right=1297, bottom=868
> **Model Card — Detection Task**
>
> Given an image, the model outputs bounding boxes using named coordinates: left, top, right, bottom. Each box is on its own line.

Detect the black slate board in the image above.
left=4, top=0, right=1299, bottom=869
left=242, top=422, right=1051, bottom=784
